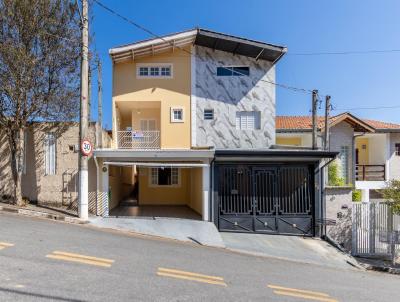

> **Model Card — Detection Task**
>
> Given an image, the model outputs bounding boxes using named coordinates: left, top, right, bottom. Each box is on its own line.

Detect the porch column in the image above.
left=202, top=165, right=210, bottom=221
left=361, top=188, right=370, bottom=203
left=98, top=164, right=109, bottom=216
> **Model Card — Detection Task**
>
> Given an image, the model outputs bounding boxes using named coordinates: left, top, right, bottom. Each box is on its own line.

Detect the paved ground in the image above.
left=221, top=232, right=359, bottom=270
left=0, top=212, right=398, bottom=302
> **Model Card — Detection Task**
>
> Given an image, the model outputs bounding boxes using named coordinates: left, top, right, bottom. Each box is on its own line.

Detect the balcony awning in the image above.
left=102, top=161, right=209, bottom=168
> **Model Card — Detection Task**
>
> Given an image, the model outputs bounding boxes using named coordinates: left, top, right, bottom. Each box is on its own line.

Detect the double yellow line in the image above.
left=0, top=242, right=14, bottom=250
left=157, top=267, right=227, bottom=287
left=46, top=251, right=114, bottom=268
left=268, top=284, right=338, bottom=302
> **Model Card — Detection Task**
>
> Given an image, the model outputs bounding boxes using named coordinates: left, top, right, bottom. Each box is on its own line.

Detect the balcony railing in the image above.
left=356, top=164, right=386, bottom=181
left=117, top=130, right=160, bottom=149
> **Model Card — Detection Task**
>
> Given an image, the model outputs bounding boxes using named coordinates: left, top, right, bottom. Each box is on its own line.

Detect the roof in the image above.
left=109, top=28, right=287, bottom=63
left=276, top=113, right=400, bottom=133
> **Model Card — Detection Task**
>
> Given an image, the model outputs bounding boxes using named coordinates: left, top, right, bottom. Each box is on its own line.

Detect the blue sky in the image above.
left=90, top=0, right=400, bottom=129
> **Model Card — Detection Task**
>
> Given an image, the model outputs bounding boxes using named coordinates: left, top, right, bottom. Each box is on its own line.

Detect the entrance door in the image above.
left=217, top=164, right=314, bottom=236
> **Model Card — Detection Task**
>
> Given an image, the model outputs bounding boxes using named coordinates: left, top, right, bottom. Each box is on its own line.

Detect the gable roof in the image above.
left=276, top=112, right=400, bottom=133
left=109, top=28, right=287, bottom=63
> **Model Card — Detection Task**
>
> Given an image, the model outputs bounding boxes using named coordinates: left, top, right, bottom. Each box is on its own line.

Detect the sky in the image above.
left=89, top=0, right=400, bottom=129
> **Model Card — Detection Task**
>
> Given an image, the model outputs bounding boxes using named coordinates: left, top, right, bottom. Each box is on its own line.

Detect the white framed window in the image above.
left=136, top=63, right=173, bottom=79
left=204, top=109, right=214, bottom=120
left=171, top=107, right=184, bottom=123
left=44, top=133, right=56, bottom=175
left=236, top=111, right=261, bottom=130
left=150, top=168, right=180, bottom=187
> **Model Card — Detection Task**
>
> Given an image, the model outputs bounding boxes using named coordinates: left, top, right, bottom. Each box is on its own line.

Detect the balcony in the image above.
left=356, top=164, right=386, bottom=181
left=117, top=130, right=160, bottom=149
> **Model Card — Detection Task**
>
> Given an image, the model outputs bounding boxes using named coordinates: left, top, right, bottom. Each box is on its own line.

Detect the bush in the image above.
left=383, top=180, right=400, bottom=214
left=328, top=161, right=345, bottom=187
left=352, top=190, right=362, bottom=202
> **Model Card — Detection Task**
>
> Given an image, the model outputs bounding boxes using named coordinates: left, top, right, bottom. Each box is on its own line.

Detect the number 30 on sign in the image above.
left=81, top=139, right=93, bottom=156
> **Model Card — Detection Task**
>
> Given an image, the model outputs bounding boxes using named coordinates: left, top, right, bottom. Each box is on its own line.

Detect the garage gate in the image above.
left=216, top=164, right=315, bottom=236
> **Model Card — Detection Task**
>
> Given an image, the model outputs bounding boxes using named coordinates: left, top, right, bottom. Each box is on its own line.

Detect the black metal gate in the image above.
left=217, top=164, right=314, bottom=236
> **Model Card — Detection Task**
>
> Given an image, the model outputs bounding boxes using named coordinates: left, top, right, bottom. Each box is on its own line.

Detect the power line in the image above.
left=289, top=49, right=400, bottom=56
left=332, top=105, right=400, bottom=111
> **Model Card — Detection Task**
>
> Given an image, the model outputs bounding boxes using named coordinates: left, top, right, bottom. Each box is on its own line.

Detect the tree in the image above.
left=0, top=0, right=81, bottom=205
left=328, top=161, right=345, bottom=187
left=383, top=180, right=400, bottom=214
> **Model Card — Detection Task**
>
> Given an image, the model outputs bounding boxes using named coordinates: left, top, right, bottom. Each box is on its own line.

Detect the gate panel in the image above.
left=217, top=164, right=314, bottom=236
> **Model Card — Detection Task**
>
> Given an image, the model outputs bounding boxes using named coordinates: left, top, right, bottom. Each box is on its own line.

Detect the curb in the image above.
left=359, top=262, right=400, bottom=275
left=0, top=205, right=86, bottom=224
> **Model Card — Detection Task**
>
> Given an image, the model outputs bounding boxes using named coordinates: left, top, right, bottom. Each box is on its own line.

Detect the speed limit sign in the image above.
left=81, top=139, right=93, bottom=156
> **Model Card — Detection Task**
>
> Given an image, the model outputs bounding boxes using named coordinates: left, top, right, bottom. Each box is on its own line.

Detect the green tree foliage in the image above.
left=0, top=0, right=81, bottom=205
left=328, top=161, right=345, bottom=187
left=383, top=180, right=400, bottom=214
left=352, top=190, right=361, bottom=202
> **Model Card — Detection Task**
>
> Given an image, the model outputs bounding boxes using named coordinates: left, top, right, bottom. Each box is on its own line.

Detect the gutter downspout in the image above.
left=94, top=155, right=99, bottom=216
left=209, top=157, right=215, bottom=223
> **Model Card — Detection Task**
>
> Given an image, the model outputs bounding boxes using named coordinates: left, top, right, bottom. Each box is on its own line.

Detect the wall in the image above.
left=189, top=167, right=203, bottom=215
left=276, top=136, right=302, bottom=146
left=112, top=47, right=191, bottom=149
left=329, top=122, right=354, bottom=183
left=368, top=134, right=386, bottom=165
left=355, top=137, right=369, bottom=165
left=138, top=167, right=190, bottom=205
left=389, top=133, right=400, bottom=180
left=108, top=166, right=122, bottom=210
left=0, top=122, right=102, bottom=213
left=131, top=108, right=160, bottom=130
left=194, top=46, right=275, bottom=149
left=325, top=187, right=353, bottom=251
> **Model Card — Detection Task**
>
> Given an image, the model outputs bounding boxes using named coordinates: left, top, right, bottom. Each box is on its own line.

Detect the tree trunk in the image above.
left=8, top=128, right=24, bottom=206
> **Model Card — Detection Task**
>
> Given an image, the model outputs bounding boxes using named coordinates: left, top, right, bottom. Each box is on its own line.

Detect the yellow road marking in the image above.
left=0, top=242, right=14, bottom=250
left=268, top=284, right=338, bottom=302
left=273, top=290, right=338, bottom=302
left=157, top=267, right=227, bottom=286
left=46, top=251, right=114, bottom=268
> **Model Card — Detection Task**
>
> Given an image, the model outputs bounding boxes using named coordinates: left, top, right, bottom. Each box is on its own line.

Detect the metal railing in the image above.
left=117, top=130, right=160, bottom=149
left=356, top=164, right=385, bottom=181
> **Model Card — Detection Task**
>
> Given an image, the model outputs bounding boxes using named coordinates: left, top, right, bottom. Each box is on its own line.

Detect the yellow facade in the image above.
left=112, top=47, right=192, bottom=149
left=356, top=138, right=369, bottom=165
left=276, top=137, right=302, bottom=146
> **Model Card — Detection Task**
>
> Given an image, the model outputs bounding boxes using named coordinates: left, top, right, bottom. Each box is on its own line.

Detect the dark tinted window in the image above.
left=217, top=66, right=249, bottom=76
left=396, top=143, right=400, bottom=156
left=158, top=168, right=172, bottom=185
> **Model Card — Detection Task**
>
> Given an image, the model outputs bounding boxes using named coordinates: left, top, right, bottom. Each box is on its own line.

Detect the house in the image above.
left=276, top=112, right=400, bottom=202
left=93, top=28, right=336, bottom=237
left=0, top=122, right=110, bottom=214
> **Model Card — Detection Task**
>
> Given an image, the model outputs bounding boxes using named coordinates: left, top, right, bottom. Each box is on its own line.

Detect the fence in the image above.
left=352, top=202, right=400, bottom=258
left=117, top=130, right=160, bottom=149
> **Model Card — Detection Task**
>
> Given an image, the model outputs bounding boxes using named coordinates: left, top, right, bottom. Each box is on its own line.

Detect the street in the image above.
left=0, top=212, right=398, bottom=302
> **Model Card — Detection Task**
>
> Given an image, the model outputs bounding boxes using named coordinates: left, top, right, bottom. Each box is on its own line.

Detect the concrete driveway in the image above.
left=221, top=232, right=359, bottom=270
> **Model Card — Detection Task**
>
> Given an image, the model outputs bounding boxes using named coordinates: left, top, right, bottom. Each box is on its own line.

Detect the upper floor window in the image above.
left=44, top=133, right=56, bottom=175
left=217, top=66, right=250, bottom=76
left=137, top=64, right=172, bottom=78
left=395, top=143, right=400, bottom=156
left=204, top=109, right=214, bottom=120
left=236, top=111, right=261, bottom=130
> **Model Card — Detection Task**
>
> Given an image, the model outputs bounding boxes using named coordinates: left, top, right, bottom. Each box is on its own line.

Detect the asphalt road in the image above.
left=0, top=212, right=398, bottom=302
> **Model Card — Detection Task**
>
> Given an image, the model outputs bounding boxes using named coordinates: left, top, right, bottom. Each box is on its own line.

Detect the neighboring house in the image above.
left=94, top=28, right=336, bottom=237
left=276, top=112, right=400, bottom=202
left=0, top=122, right=110, bottom=214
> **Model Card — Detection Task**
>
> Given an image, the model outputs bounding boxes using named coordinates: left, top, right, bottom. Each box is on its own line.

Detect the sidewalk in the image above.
left=0, top=201, right=84, bottom=224
left=356, top=257, right=400, bottom=275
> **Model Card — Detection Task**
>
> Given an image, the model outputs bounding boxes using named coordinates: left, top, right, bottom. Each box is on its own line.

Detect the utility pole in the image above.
left=324, top=95, right=331, bottom=151
left=312, top=90, right=318, bottom=150
left=96, top=59, right=103, bottom=148
left=79, top=0, right=89, bottom=220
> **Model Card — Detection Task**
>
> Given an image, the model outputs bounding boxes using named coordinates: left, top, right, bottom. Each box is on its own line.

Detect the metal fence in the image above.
left=352, top=202, right=400, bottom=258
left=117, top=130, right=160, bottom=149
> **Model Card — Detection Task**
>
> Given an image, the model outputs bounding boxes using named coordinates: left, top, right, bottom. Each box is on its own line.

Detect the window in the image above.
left=171, top=107, right=184, bottom=123
left=137, top=64, right=172, bottom=78
left=44, top=133, right=56, bottom=175
left=217, top=66, right=250, bottom=76
left=339, top=146, right=350, bottom=183
left=204, top=109, right=214, bottom=120
left=236, top=111, right=261, bottom=130
left=150, top=168, right=179, bottom=186
left=395, top=143, right=400, bottom=156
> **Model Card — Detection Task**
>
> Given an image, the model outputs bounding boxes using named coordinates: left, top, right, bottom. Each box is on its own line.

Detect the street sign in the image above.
left=81, top=139, right=93, bottom=156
